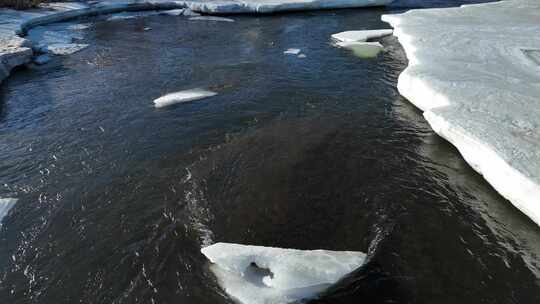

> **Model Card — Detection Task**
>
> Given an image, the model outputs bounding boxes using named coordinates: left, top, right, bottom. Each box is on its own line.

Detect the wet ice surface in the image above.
left=0, top=4, right=539, bottom=304
left=382, top=0, right=540, bottom=225
left=202, top=243, right=366, bottom=304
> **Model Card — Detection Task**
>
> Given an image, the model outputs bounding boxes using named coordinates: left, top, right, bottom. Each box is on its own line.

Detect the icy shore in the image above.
left=382, top=0, right=540, bottom=225
left=0, top=0, right=392, bottom=85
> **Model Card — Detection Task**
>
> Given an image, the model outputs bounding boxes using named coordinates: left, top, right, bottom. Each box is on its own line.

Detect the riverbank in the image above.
left=382, top=0, right=540, bottom=225
left=0, top=0, right=392, bottom=85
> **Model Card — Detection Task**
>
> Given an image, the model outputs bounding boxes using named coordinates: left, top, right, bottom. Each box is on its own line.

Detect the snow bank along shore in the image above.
left=0, top=0, right=392, bottom=84
left=382, top=0, right=540, bottom=225
left=201, top=243, right=366, bottom=304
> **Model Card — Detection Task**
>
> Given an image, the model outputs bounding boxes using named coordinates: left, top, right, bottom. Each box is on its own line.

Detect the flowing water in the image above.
left=0, top=3, right=539, bottom=304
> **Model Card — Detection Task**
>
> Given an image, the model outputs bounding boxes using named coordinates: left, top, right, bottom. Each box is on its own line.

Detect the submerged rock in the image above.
left=153, top=88, right=217, bottom=108
left=34, top=54, right=51, bottom=65
left=201, top=243, right=366, bottom=304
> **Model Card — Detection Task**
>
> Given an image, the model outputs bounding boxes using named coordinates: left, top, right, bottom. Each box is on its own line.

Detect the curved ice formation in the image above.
left=0, top=198, right=17, bottom=226
left=201, top=242, right=366, bottom=304
left=382, top=0, right=540, bottom=225
left=331, top=29, right=393, bottom=43
left=153, top=89, right=217, bottom=108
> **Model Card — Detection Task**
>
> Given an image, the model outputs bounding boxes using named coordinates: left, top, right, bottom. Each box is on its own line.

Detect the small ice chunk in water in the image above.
left=336, top=41, right=384, bottom=58
left=153, top=89, right=217, bottom=108
left=201, top=243, right=366, bottom=304
left=189, top=16, right=235, bottom=22
left=284, top=48, right=301, bottom=55
left=298, top=54, right=307, bottom=58
left=0, top=198, right=17, bottom=225
left=331, top=29, right=393, bottom=42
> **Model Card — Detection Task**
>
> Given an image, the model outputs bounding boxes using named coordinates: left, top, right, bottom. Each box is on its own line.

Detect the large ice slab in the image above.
left=382, top=0, right=540, bottom=225
left=201, top=243, right=366, bottom=304
left=153, top=89, right=217, bottom=108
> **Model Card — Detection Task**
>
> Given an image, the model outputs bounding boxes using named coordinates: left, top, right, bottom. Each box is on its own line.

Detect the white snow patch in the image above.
left=284, top=48, right=301, bottom=55
left=201, top=243, right=366, bottom=304
left=382, top=0, right=540, bottom=225
left=189, top=16, right=235, bottom=22
left=331, top=29, right=393, bottom=43
left=153, top=89, right=217, bottom=108
left=0, top=198, right=17, bottom=226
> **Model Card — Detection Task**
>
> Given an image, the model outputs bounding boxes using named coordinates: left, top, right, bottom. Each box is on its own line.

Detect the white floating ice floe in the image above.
left=331, top=29, right=391, bottom=58
left=331, top=29, right=393, bottom=43
left=283, top=48, right=301, bottom=55
left=153, top=89, right=217, bottom=108
left=201, top=242, right=366, bottom=304
left=189, top=16, right=235, bottom=22
left=382, top=0, right=540, bottom=225
left=0, top=198, right=17, bottom=226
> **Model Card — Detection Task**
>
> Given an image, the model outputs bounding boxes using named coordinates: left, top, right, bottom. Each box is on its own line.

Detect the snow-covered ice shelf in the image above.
left=201, top=243, right=366, bottom=304
left=382, top=0, right=540, bottom=226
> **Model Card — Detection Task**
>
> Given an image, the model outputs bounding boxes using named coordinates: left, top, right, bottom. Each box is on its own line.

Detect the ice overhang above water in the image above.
left=382, top=0, right=540, bottom=225
left=201, top=242, right=366, bottom=304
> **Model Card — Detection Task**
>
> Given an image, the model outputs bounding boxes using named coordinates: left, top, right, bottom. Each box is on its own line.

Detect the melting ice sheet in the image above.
left=201, top=243, right=366, bottom=304
left=153, top=89, right=217, bottom=108
left=0, top=198, right=17, bottom=226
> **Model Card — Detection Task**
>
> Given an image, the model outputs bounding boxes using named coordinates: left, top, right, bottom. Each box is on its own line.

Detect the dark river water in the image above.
left=1, top=2, right=539, bottom=304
